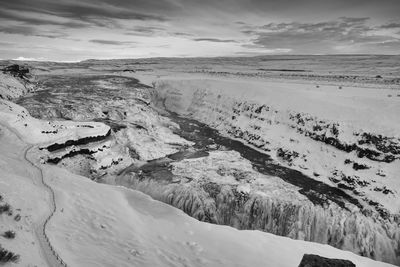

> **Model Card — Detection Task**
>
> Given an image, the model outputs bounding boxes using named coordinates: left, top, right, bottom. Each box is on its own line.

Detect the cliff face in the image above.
left=152, top=78, right=400, bottom=219
left=116, top=150, right=400, bottom=265
left=16, top=74, right=191, bottom=179
left=139, top=77, right=400, bottom=265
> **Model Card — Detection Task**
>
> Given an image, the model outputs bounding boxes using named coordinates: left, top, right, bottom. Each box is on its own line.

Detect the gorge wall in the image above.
left=144, top=77, right=400, bottom=265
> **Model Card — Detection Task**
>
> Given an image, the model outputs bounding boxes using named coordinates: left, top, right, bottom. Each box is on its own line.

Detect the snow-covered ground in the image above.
left=116, top=147, right=400, bottom=264
left=147, top=74, right=400, bottom=218
left=1, top=59, right=399, bottom=266
left=0, top=115, right=395, bottom=267
left=0, top=126, right=49, bottom=267
left=0, top=99, right=110, bottom=145
left=44, top=164, right=396, bottom=267
left=0, top=72, right=35, bottom=100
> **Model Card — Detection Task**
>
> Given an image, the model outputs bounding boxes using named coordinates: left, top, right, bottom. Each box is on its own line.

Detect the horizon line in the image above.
left=2, top=53, right=400, bottom=63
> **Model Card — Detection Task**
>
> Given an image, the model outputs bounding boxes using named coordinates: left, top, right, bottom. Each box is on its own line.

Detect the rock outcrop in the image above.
left=298, top=254, right=355, bottom=267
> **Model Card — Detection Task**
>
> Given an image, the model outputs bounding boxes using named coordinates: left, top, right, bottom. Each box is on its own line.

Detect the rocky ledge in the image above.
left=298, top=254, right=355, bottom=267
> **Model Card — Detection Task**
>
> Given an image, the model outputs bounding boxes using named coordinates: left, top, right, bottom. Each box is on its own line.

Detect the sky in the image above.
left=0, top=0, right=400, bottom=61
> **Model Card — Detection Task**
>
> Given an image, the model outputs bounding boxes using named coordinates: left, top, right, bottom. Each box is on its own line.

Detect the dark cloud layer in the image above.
left=124, top=26, right=166, bottom=36
left=1, top=0, right=400, bottom=59
left=246, top=17, right=400, bottom=54
left=194, top=38, right=238, bottom=43
left=380, top=23, right=400, bottom=29
left=0, top=9, right=88, bottom=28
left=1, top=0, right=167, bottom=28
left=0, top=25, right=67, bottom=39
left=89, top=39, right=136, bottom=45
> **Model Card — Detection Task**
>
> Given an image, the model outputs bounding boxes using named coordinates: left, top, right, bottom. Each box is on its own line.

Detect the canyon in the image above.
left=1, top=56, right=399, bottom=266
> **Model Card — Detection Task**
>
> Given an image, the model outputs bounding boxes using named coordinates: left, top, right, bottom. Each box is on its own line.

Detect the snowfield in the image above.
left=0, top=99, right=110, bottom=145
left=44, top=164, right=395, bottom=267
left=0, top=64, right=397, bottom=266
left=0, top=120, right=395, bottom=266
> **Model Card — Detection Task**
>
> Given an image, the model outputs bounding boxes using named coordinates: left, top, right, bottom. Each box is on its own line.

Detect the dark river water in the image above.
left=167, top=113, right=361, bottom=210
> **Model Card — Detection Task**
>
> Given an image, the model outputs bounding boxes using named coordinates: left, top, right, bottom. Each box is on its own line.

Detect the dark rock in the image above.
left=2, top=64, right=20, bottom=72
left=202, top=182, right=222, bottom=199
left=298, top=254, right=355, bottom=267
left=288, top=113, right=398, bottom=163
left=338, top=183, right=354, bottom=190
left=352, top=162, right=370, bottom=170
left=344, top=159, right=352, bottom=164
left=93, top=119, right=127, bottom=132
left=359, top=132, right=400, bottom=155
left=276, top=148, right=299, bottom=164
left=2, top=64, right=30, bottom=79
left=373, top=186, right=393, bottom=195
left=47, top=148, right=95, bottom=164
left=14, top=214, right=21, bottom=222
left=329, top=177, right=340, bottom=183
left=43, top=129, right=111, bottom=152
left=254, top=105, right=266, bottom=114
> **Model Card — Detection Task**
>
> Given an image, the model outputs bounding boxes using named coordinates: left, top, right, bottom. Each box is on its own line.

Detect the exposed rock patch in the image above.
left=42, top=129, right=111, bottom=152
left=298, top=254, right=355, bottom=267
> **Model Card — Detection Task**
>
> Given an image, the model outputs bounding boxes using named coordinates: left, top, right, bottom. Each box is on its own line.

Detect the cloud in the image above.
left=193, top=38, right=238, bottom=43
left=0, top=9, right=88, bottom=28
left=172, top=32, right=193, bottom=37
left=54, top=3, right=166, bottom=22
left=0, top=25, right=34, bottom=35
left=235, top=48, right=292, bottom=56
left=13, top=56, right=47, bottom=61
left=0, top=25, right=68, bottom=39
left=246, top=17, right=400, bottom=54
left=89, top=39, right=137, bottom=45
left=124, top=26, right=165, bottom=36
left=339, top=17, right=370, bottom=23
left=0, top=42, right=15, bottom=47
left=1, top=1, right=400, bottom=59
left=380, top=23, right=400, bottom=29
left=1, top=0, right=167, bottom=26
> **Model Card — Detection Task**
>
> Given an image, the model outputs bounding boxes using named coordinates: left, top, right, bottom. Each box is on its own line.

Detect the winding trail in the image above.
left=24, top=145, right=68, bottom=267
left=0, top=122, right=67, bottom=267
